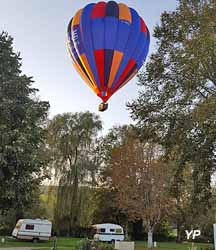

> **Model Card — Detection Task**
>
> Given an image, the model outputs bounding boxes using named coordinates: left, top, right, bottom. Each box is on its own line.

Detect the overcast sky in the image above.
left=0, top=0, right=178, bottom=133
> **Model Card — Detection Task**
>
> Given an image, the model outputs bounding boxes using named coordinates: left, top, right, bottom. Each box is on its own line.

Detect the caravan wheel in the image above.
left=32, top=238, right=39, bottom=243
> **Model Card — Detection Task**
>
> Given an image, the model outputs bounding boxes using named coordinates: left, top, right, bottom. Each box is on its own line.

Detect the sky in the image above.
left=0, top=0, right=178, bottom=133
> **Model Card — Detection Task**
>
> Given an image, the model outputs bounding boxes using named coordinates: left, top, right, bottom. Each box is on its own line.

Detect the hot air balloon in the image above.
left=67, top=1, right=150, bottom=112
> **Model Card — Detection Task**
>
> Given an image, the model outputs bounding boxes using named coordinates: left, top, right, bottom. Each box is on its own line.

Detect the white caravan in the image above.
left=92, top=223, right=124, bottom=242
left=12, top=219, right=52, bottom=242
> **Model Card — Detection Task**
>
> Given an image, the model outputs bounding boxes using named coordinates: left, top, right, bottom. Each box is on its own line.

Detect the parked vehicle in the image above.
left=12, top=219, right=52, bottom=242
left=91, top=223, right=124, bottom=242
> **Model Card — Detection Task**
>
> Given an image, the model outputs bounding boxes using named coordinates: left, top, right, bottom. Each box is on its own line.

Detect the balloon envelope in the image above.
left=67, top=1, right=150, bottom=103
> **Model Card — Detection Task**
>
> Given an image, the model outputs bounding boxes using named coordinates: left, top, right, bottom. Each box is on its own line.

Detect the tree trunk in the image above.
left=69, top=165, right=79, bottom=235
left=125, top=219, right=129, bottom=240
left=147, top=227, right=153, bottom=249
left=176, top=221, right=182, bottom=243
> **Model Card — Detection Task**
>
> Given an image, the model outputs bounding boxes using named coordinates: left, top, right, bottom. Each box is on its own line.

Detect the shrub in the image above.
left=97, top=244, right=114, bottom=250
left=75, top=239, right=114, bottom=250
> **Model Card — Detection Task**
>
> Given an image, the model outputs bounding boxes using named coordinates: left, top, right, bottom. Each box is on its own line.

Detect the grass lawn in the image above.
left=0, top=236, right=214, bottom=250
left=136, top=241, right=213, bottom=250
left=0, top=236, right=78, bottom=249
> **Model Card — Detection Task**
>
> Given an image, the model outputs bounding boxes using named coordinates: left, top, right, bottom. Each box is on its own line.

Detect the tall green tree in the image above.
left=47, top=112, right=102, bottom=235
left=129, top=0, right=216, bottom=241
left=0, top=32, right=50, bottom=220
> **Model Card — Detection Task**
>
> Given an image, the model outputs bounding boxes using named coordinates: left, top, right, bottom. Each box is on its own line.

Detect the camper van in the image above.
left=92, top=223, right=124, bottom=242
left=12, top=219, right=52, bottom=242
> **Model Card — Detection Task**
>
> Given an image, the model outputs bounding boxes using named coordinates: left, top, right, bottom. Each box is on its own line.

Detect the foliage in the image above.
left=24, top=188, right=51, bottom=219
left=75, top=239, right=114, bottom=250
left=47, top=112, right=102, bottom=235
left=128, top=0, right=216, bottom=241
left=94, top=126, right=137, bottom=230
left=93, top=187, right=123, bottom=225
left=0, top=32, right=50, bottom=220
left=0, top=210, right=16, bottom=235
left=0, top=186, right=52, bottom=235
left=108, top=130, right=173, bottom=248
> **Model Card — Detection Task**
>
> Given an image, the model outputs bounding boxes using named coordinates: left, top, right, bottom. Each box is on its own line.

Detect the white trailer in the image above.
left=92, top=223, right=124, bottom=243
left=12, top=219, right=52, bottom=242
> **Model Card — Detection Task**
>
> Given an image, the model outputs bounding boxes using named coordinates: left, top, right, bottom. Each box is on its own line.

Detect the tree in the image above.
left=128, top=0, right=216, bottom=241
left=93, top=187, right=126, bottom=226
left=88, top=126, right=135, bottom=237
left=47, top=112, right=102, bottom=235
left=110, top=133, right=173, bottom=249
left=0, top=32, right=50, bottom=220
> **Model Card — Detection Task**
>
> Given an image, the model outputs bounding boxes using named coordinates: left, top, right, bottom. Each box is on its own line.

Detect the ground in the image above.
left=0, top=237, right=213, bottom=250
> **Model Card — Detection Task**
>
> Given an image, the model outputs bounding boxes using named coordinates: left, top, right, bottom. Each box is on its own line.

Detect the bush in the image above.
left=97, top=244, right=114, bottom=250
left=75, top=239, right=114, bottom=250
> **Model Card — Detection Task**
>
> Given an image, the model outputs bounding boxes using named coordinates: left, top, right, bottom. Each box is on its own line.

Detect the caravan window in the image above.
left=25, top=224, right=34, bottom=230
left=99, top=228, right=106, bottom=233
left=110, top=229, right=115, bottom=233
left=116, top=228, right=122, bottom=234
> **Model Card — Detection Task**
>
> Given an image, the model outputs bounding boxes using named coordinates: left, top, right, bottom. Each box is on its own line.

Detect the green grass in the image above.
left=136, top=241, right=213, bottom=250
left=0, top=236, right=214, bottom=250
left=0, top=236, right=79, bottom=249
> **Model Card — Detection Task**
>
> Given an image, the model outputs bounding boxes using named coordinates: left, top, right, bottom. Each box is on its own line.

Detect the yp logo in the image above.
left=185, top=230, right=201, bottom=240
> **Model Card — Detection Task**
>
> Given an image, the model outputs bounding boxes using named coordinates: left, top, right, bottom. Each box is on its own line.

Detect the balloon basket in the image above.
left=99, top=102, right=108, bottom=112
